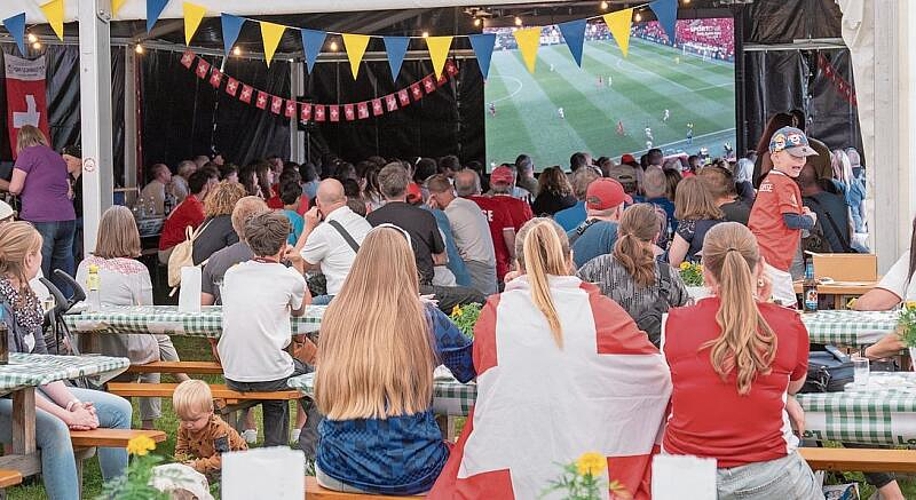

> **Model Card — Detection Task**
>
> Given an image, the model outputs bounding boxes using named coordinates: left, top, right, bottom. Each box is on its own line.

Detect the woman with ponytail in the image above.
left=431, top=218, right=671, bottom=500
left=578, top=204, right=688, bottom=346
left=663, top=222, right=819, bottom=499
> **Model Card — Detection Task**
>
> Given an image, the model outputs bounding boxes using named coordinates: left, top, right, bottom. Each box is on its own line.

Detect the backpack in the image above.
left=167, top=219, right=212, bottom=288
left=634, top=264, right=670, bottom=347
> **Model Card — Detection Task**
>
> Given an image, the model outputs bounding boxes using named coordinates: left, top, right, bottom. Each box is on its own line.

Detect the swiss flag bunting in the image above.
left=328, top=104, right=340, bottom=122
left=255, top=91, right=269, bottom=110
left=209, top=69, right=223, bottom=89
left=239, top=84, right=253, bottom=103
left=372, top=99, right=384, bottom=116
left=270, top=96, right=283, bottom=115
left=314, top=104, right=326, bottom=122
left=357, top=102, right=370, bottom=119
left=285, top=100, right=297, bottom=118
left=386, top=94, right=399, bottom=112
left=397, top=89, right=410, bottom=106
left=410, top=82, right=423, bottom=101
left=195, top=59, right=211, bottom=79
left=445, top=59, right=459, bottom=77
left=437, top=73, right=448, bottom=87
left=300, top=103, right=313, bottom=122
left=422, top=76, right=436, bottom=94
left=225, top=78, right=239, bottom=97
left=344, top=104, right=355, bottom=121
left=181, top=50, right=195, bottom=69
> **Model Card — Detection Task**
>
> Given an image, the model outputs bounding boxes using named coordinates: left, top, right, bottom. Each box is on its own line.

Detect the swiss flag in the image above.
left=343, top=104, right=355, bottom=121
left=445, top=59, right=459, bottom=77
left=6, top=55, right=51, bottom=159
left=397, top=89, right=410, bottom=107
left=371, top=99, right=383, bottom=116
left=285, top=100, right=297, bottom=118
left=328, top=104, right=340, bottom=122
left=314, top=104, right=325, bottom=122
left=255, top=91, right=269, bottom=110
left=410, top=82, right=423, bottom=101
left=300, top=103, right=312, bottom=122
left=422, top=76, right=436, bottom=94
left=270, top=96, right=284, bottom=115
left=225, top=78, right=239, bottom=97
left=357, top=102, right=370, bottom=119
left=180, top=50, right=195, bottom=69
left=437, top=73, right=448, bottom=87
left=195, top=59, right=210, bottom=79
left=239, top=85, right=253, bottom=104
left=385, top=95, right=398, bottom=112
left=209, top=69, right=223, bottom=89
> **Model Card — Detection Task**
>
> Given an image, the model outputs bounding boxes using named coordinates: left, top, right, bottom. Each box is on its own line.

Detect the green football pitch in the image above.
left=484, top=37, right=736, bottom=169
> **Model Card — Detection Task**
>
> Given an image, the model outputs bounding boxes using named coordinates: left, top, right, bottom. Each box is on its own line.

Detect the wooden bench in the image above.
left=305, top=477, right=423, bottom=499
left=70, top=429, right=167, bottom=499
left=125, top=360, right=224, bottom=375
left=799, top=447, right=916, bottom=473
left=0, top=469, right=22, bottom=498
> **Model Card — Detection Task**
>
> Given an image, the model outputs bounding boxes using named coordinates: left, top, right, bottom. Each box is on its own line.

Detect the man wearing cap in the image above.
left=748, top=126, right=819, bottom=306
left=488, top=166, right=533, bottom=231
left=568, top=178, right=630, bottom=269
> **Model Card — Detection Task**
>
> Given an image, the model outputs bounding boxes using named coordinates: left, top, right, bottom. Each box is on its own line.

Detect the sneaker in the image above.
left=241, top=429, right=258, bottom=444
left=290, top=429, right=301, bottom=444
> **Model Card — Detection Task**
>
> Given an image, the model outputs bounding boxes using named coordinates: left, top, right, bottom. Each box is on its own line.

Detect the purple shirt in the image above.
left=14, top=145, right=75, bottom=223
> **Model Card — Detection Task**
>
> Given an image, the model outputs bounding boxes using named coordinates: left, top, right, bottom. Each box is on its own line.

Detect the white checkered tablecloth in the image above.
left=0, top=353, right=130, bottom=393
left=801, top=310, right=899, bottom=346
left=63, top=305, right=325, bottom=338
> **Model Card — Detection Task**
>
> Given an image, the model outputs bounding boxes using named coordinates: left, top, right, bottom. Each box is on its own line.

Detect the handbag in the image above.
left=167, top=218, right=212, bottom=288
left=800, top=345, right=854, bottom=393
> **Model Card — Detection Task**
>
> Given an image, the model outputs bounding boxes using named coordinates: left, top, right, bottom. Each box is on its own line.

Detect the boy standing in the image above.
left=748, top=126, right=819, bottom=305
left=173, top=380, right=247, bottom=478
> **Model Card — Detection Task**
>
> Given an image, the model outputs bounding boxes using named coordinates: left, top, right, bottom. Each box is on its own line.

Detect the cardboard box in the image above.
left=812, top=253, right=878, bottom=282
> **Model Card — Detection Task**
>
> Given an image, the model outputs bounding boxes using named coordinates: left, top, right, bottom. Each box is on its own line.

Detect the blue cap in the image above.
left=769, top=126, right=818, bottom=158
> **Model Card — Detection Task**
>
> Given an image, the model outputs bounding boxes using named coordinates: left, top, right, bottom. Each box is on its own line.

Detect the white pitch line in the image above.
left=628, top=127, right=738, bottom=155
left=487, top=75, right=524, bottom=104
left=694, top=83, right=734, bottom=91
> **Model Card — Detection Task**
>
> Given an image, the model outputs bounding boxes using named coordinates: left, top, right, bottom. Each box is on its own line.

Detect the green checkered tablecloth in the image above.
left=800, top=310, right=898, bottom=346
left=0, top=353, right=130, bottom=393
left=63, top=305, right=325, bottom=338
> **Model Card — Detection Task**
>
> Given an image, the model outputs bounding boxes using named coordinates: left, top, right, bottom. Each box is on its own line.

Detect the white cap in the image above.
left=0, top=200, right=13, bottom=221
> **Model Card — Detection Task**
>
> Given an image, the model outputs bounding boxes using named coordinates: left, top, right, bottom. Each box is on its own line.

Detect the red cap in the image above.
left=585, top=178, right=631, bottom=210
left=620, top=153, right=636, bottom=164
left=490, top=166, right=514, bottom=185
left=406, top=182, right=423, bottom=204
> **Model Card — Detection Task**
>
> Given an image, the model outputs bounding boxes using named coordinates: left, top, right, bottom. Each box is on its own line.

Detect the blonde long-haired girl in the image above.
left=663, top=222, right=819, bottom=499
left=313, top=226, right=474, bottom=496
left=0, top=222, right=133, bottom=500
left=431, top=218, right=672, bottom=499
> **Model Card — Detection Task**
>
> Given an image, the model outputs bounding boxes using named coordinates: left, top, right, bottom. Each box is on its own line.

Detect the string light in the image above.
left=635, top=11, right=642, bottom=22
left=600, top=1, right=609, bottom=10
left=27, top=33, right=37, bottom=43
left=31, top=41, right=41, bottom=50
left=473, top=17, right=482, bottom=27
left=329, top=41, right=338, bottom=51
left=683, top=0, right=691, bottom=3
left=233, top=46, right=242, bottom=56
left=422, top=31, right=429, bottom=38
left=514, top=16, right=522, bottom=26
left=134, top=44, right=144, bottom=54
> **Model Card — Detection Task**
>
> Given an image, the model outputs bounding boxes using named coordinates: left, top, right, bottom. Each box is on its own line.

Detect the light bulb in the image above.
left=422, top=31, right=429, bottom=38
left=600, top=1, right=609, bottom=10
left=27, top=33, right=37, bottom=43
left=134, top=44, right=144, bottom=54
left=473, top=18, right=481, bottom=27
left=31, top=41, right=41, bottom=50
left=635, top=12, right=642, bottom=22
left=329, top=41, right=338, bottom=51
left=233, top=46, right=242, bottom=56
left=514, top=16, right=522, bottom=26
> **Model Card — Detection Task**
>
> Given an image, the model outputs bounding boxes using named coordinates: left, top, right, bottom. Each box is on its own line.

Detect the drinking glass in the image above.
left=852, top=355, right=870, bottom=388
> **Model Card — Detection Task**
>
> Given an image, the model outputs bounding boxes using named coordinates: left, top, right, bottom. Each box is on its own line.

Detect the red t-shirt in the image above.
left=159, top=195, right=205, bottom=250
left=748, top=170, right=804, bottom=271
left=467, top=195, right=514, bottom=280
left=490, top=195, right=533, bottom=232
left=663, top=298, right=809, bottom=468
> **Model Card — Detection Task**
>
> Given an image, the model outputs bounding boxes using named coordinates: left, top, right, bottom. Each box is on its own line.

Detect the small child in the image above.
left=748, top=126, right=819, bottom=305
left=173, top=380, right=247, bottom=477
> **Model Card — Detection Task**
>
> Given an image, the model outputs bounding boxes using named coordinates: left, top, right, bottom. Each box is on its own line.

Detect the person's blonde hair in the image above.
left=172, top=380, right=214, bottom=419
left=700, top=222, right=777, bottom=395
left=16, top=125, right=48, bottom=154
left=515, top=218, right=572, bottom=348
left=613, top=204, right=660, bottom=288
left=231, top=196, right=268, bottom=240
left=674, top=176, right=724, bottom=221
left=203, top=181, right=246, bottom=217
left=94, top=206, right=141, bottom=259
left=0, top=222, right=43, bottom=299
left=315, top=227, right=435, bottom=420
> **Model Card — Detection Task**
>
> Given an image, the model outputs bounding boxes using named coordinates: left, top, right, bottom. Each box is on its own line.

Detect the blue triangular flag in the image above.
left=649, top=0, right=678, bottom=45
left=383, top=36, right=410, bottom=80
left=557, top=19, right=587, bottom=67
left=3, top=13, right=26, bottom=56
left=468, top=33, right=496, bottom=80
left=301, top=29, right=327, bottom=74
left=220, top=14, right=245, bottom=57
left=147, top=0, right=170, bottom=33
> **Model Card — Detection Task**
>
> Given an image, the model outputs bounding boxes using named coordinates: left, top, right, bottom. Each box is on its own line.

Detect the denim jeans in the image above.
left=0, top=387, right=131, bottom=500
left=226, top=359, right=314, bottom=449
left=32, top=220, right=76, bottom=297
left=717, top=452, right=821, bottom=500
left=311, top=294, right=334, bottom=306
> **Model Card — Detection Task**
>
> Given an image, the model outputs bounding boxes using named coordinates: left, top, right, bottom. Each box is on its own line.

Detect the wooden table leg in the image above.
left=11, top=388, right=36, bottom=455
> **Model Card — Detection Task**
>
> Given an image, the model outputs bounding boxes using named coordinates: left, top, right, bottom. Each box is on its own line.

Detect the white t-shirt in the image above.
left=300, top=206, right=371, bottom=296
left=876, top=250, right=916, bottom=301
left=218, top=260, right=306, bottom=382
left=445, top=197, right=496, bottom=265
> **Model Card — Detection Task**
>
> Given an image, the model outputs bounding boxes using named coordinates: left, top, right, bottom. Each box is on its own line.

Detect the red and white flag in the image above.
left=371, top=98, right=384, bottom=116
left=397, top=89, right=410, bottom=106
left=429, top=279, right=671, bottom=500
left=314, top=104, right=326, bottom=122
left=285, top=100, right=297, bottom=118
left=255, top=91, right=269, bottom=110
left=270, top=96, right=283, bottom=115
left=410, top=82, right=423, bottom=101
left=343, top=103, right=355, bottom=121
left=209, top=69, right=223, bottom=89
left=195, top=59, right=210, bottom=79
left=445, top=59, right=459, bottom=77
left=225, top=77, right=239, bottom=97
left=5, top=55, right=50, bottom=159
left=239, top=85, right=253, bottom=104
left=437, top=73, right=448, bottom=87
left=422, top=75, right=436, bottom=94
left=386, top=94, right=399, bottom=112
left=180, top=50, right=195, bottom=69
left=300, top=103, right=313, bottom=122
left=328, top=104, right=340, bottom=122
left=357, top=102, right=370, bottom=119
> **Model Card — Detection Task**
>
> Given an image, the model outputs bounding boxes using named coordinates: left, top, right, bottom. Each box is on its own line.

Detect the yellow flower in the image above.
left=575, top=452, right=607, bottom=477
left=906, top=301, right=916, bottom=311
left=126, top=435, right=156, bottom=456
left=679, top=262, right=690, bottom=270
left=451, top=305, right=463, bottom=317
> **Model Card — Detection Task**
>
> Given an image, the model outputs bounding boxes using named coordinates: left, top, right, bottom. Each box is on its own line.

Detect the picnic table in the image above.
left=0, top=353, right=130, bottom=477
left=63, top=305, right=326, bottom=338
left=288, top=371, right=916, bottom=447
left=800, top=310, right=898, bottom=346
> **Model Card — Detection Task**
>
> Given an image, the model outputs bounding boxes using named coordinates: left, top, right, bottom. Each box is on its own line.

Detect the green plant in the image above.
left=540, top=452, right=631, bottom=500
left=450, top=303, right=482, bottom=338
left=97, top=435, right=168, bottom=500
left=678, top=262, right=704, bottom=287
left=897, top=302, right=916, bottom=348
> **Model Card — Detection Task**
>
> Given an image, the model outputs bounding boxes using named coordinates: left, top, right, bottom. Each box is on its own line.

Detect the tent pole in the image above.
left=124, top=47, right=138, bottom=197
left=78, top=0, right=114, bottom=255
left=291, top=61, right=305, bottom=164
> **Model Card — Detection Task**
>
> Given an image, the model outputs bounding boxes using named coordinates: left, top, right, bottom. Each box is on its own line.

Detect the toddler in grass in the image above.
left=173, top=380, right=248, bottom=478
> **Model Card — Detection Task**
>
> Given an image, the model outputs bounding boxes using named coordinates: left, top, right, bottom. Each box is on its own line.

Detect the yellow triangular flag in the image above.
left=183, top=2, right=207, bottom=46
left=260, top=21, right=286, bottom=67
left=603, top=8, right=634, bottom=57
left=513, top=27, right=541, bottom=74
left=342, top=33, right=370, bottom=79
left=111, top=0, right=127, bottom=17
left=39, top=0, right=65, bottom=41
left=426, top=36, right=453, bottom=78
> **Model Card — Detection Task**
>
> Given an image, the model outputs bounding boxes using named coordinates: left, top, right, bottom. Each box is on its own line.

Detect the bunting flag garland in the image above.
left=239, top=84, right=253, bottom=104
left=386, top=95, right=398, bottom=112
left=328, top=105, right=340, bottom=122
left=220, top=14, right=245, bottom=57
left=147, top=0, right=169, bottom=33
left=260, top=21, right=286, bottom=67
left=39, top=0, right=65, bottom=41
left=426, top=36, right=453, bottom=78
left=648, top=0, right=678, bottom=45
left=301, top=29, right=327, bottom=74
left=603, top=9, right=634, bottom=58
left=383, top=36, right=410, bottom=80
left=2, top=13, right=26, bottom=56
left=225, top=77, right=239, bottom=97
left=818, top=54, right=857, bottom=107
left=358, top=102, right=370, bottom=119
left=300, top=103, right=312, bottom=122
left=397, top=89, right=410, bottom=106
left=372, top=98, right=384, bottom=116
left=285, top=100, right=297, bottom=118
left=513, top=27, right=542, bottom=74
left=314, top=105, right=325, bottom=122
left=271, top=96, right=284, bottom=114
left=557, top=20, right=587, bottom=67
left=344, top=104, right=355, bottom=121
left=342, top=34, right=371, bottom=79
left=180, top=50, right=195, bottom=68
left=209, top=69, right=223, bottom=88
left=111, top=0, right=128, bottom=17
left=255, top=91, right=268, bottom=110
left=183, top=2, right=207, bottom=46
left=422, top=76, right=436, bottom=94
left=409, top=83, right=423, bottom=102
left=468, top=33, right=497, bottom=80
left=195, top=59, right=210, bottom=79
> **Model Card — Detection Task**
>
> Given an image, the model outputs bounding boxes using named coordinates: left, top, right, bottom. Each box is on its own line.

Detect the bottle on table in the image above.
left=87, top=264, right=102, bottom=312
left=0, top=307, right=9, bottom=365
left=803, top=259, right=818, bottom=313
